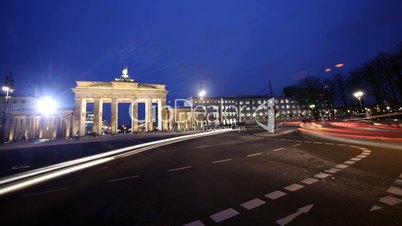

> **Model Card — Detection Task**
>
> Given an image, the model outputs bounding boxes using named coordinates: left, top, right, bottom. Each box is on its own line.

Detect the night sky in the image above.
left=2, top=0, right=402, bottom=109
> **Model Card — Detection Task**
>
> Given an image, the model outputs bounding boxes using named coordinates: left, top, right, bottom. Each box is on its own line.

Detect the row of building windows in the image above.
left=193, top=98, right=297, bottom=105
left=7, top=99, right=27, bottom=104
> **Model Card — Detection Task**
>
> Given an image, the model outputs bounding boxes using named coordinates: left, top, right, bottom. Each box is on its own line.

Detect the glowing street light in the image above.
left=2, top=73, right=14, bottom=103
left=324, top=68, right=332, bottom=73
left=198, top=90, right=206, bottom=100
left=353, top=91, right=364, bottom=111
left=36, top=97, right=58, bottom=115
left=335, top=63, right=345, bottom=68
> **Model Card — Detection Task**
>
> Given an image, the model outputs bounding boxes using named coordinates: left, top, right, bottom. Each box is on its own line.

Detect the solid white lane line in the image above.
left=210, top=208, right=239, bottom=223
left=300, top=178, right=319, bottom=185
left=168, top=166, right=192, bottom=172
left=335, top=164, right=349, bottom=169
left=314, top=173, right=331, bottom=179
left=273, top=148, right=285, bottom=152
left=247, top=153, right=262, bottom=157
left=265, top=190, right=287, bottom=200
left=107, top=175, right=139, bottom=182
left=292, top=143, right=301, bottom=147
left=379, top=196, right=401, bottom=206
left=182, top=220, right=205, bottom=226
left=22, top=188, right=67, bottom=198
left=386, top=186, right=402, bottom=196
left=284, top=183, right=304, bottom=192
left=344, top=160, right=355, bottom=165
left=212, top=159, right=232, bottom=164
left=240, top=198, right=266, bottom=210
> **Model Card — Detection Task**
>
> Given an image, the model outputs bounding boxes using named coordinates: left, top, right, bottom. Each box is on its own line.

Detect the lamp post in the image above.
left=353, top=91, right=364, bottom=112
left=309, top=104, right=316, bottom=120
left=198, top=89, right=206, bottom=100
left=1, top=73, right=15, bottom=142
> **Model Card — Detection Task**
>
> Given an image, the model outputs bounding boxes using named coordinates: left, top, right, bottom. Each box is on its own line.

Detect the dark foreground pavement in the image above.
left=0, top=129, right=401, bottom=226
left=0, top=132, right=197, bottom=178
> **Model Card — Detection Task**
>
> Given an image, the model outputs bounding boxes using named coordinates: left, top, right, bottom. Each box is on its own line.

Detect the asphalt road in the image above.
left=0, top=129, right=401, bottom=226
left=0, top=132, right=197, bottom=177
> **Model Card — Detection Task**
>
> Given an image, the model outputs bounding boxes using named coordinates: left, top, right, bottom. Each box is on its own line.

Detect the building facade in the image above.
left=0, top=96, right=73, bottom=142
left=71, top=67, right=168, bottom=136
left=185, top=95, right=312, bottom=127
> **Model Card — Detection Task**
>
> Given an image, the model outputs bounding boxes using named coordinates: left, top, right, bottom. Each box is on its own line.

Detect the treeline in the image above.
left=284, top=43, right=402, bottom=112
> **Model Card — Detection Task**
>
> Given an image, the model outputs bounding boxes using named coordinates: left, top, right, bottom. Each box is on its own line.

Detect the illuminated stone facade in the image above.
left=0, top=96, right=73, bottom=142
left=71, top=75, right=168, bottom=136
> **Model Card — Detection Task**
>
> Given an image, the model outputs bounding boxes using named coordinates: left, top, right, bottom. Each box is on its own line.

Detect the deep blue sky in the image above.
left=2, top=0, right=402, bottom=109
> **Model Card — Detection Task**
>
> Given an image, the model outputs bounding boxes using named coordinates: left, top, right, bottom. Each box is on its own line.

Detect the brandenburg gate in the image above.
left=72, top=67, right=168, bottom=136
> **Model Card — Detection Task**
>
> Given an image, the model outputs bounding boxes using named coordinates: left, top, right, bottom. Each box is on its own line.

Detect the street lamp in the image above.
left=353, top=91, right=364, bottom=111
left=36, top=97, right=58, bottom=115
left=198, top=89, right=206, bottom=100
left=1, top=73, right=15, bottom=142
left=2, top=73, right=14, bottom=103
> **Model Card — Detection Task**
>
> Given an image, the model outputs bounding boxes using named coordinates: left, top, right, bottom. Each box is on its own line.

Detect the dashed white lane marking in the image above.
left=350, top=157, right=361, bottom=161
left=265, top=190, right=287, bottom=200
left=387, top=186, right=402, bottom=196
left=247, top=153, right=262, bottom=157
left=292, top=143, right=301, bottom=147
left=335, top=164, right=349, bottom=169
left=344, top=160, right=356, bottom=165
left=325, top=168, right=340, bottom=174
left=273, top=148, right=285, bottom=152
left=22, top=188, right=67, bottom=198
left=284, top=183, right=304, bottom=192
left=240, top=198, right=266, bottom=210
left=212, top=159, right=232, bottom=164
left=370, top=172, right=402, bottom=211
left=107, top=175, right=139, bottom=182
left=300, top=178, right=319, bottom=185
left=314, top=173, right=331, bottom=179
left=168, top=166, right=192, bottom=172
left=210, top=208, right=239, bottom=223
left=379, top=196, right=401, bottom=206
left=182, top=220, right=205, bottom=226
left=370, top=205, right=383, bottom=212
left=356, top=155, right=367, bottom=158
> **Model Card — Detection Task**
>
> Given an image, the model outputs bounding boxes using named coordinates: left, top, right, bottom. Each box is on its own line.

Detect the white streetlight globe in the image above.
left=198, top=90, right=206, bottom=98
left=37, top=97, right=58, bottom=115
